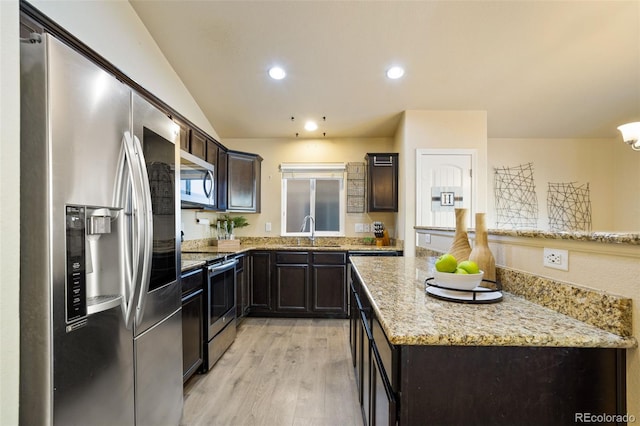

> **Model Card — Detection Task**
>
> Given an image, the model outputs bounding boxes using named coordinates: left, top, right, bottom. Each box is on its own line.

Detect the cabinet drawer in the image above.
left=372, top=316, right=396, bottom=390
left=181, top=268, right=204, bottom=295
left=312, top=252, right=346, bottom=265
left=275, top=252, right=309, bottom=264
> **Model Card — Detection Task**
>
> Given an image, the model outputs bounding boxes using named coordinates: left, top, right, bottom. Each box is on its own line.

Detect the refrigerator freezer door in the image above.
left=134, top=308, right=184, bottom=426
left=20, top=34, right=135, bottom=425
left=53, top=307, right=135, bottom=426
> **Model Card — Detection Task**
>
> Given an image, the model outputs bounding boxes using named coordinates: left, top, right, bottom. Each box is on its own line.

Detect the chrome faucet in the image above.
left=299, top=215, right=315, bottom=245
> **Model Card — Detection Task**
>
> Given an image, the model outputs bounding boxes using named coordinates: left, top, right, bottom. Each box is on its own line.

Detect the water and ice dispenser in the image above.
left=65, top=205, right=124, bottom=325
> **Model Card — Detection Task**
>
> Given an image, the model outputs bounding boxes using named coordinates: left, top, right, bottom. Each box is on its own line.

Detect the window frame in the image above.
left=280, top=163, right=346, bottom=237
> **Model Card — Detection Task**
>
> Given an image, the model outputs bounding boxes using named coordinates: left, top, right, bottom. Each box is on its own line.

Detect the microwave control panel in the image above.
left=65, top=205, right=87, bottom=323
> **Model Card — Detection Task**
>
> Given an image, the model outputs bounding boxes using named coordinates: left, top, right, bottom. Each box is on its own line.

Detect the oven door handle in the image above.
left=208, top=258, right=238, bottom=275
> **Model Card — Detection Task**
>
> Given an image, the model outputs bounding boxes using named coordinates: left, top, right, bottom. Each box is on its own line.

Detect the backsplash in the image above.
left=416, top=247, right=633, bottom=337
left=182, top=236, right=403, bottom=251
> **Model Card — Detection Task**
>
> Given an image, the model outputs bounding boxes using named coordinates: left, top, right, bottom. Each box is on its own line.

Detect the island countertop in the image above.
left=349, top=256, right=636, bottom=349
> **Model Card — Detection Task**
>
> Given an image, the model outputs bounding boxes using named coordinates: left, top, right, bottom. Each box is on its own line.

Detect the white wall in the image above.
left=488, top=138, right=640, bottom=232
left=1, top=1, right=220, bottom=423
left=30, top=0, right=219, bottom=141
left=397, top=110, right=488, bottom=256
left=203, top=137, right=396, bottom=241
left=0, top=2, right=20, bottom=424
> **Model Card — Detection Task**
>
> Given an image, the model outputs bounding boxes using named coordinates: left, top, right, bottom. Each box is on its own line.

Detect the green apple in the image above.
left=454, top=267, right=469, bottom=274
left=457, top=260, right=480, bottom=274
left=435, top=253, right=457, bottom=273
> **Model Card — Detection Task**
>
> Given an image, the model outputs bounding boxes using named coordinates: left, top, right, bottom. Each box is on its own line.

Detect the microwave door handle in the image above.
left=203, top=169, right=214, bottom=198
left=132, top=134, right=154, bottom=327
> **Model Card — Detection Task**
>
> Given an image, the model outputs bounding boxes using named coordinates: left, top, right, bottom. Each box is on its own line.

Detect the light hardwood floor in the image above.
left=181, top=318, right=362, bottom=426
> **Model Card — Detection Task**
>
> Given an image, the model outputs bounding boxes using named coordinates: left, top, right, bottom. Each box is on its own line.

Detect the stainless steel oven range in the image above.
left=203, top=257, right=238, bottom=371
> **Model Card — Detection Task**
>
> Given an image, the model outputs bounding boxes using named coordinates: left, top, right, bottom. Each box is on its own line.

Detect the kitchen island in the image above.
left=349, top=257, right=635, bottom=426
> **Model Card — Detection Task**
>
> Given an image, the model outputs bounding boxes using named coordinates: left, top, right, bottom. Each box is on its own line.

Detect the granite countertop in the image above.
left=414, top=225, right=640, bottom=245
left=180, top=241, right=403, bottom=271
left=182, top=244, right=402, bottom=254
left=350, top=256, right=636, bottom=349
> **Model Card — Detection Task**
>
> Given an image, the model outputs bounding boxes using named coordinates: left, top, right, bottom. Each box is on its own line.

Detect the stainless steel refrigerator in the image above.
left=20, top=33, right=183, bottom=426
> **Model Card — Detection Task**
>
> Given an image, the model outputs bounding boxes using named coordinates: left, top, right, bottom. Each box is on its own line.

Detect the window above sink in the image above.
left=280, top=163, right=346, bottom=238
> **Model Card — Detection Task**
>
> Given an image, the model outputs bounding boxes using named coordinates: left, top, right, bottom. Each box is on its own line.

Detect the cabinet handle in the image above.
left=373, top=156, right=393, bottom=166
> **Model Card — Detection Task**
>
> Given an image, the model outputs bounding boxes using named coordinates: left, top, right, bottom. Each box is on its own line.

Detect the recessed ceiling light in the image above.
left=304, top=121, right=318, bottom=131
left=386, top=66, right=405, bottom=79
left=268, top=66, right=286, bottom=80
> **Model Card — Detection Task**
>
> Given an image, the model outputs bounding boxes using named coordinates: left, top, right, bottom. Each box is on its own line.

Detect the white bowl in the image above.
left=433, top=270, right=484, bottom=290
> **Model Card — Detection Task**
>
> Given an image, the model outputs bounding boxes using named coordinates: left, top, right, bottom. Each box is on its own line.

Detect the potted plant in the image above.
left=213, top=214, right=249, bottom=239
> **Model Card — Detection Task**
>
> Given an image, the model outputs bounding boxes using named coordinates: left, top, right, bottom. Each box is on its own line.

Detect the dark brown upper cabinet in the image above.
left=206, top=139, right=219, bottom=167
left=189, top=130, right=207, bottom=160
left=227, top=151, right=262, bottom=213
left=178, top=122, right=189, bottom=152
left=217, top=147, right=228, bottom=211
left=366, top=153, right=398, bottom=212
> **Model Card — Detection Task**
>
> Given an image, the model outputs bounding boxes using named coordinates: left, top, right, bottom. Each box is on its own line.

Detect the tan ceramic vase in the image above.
left=469, top=212, right=496, bottom=283
left=449, top=208, right=472, bottom=262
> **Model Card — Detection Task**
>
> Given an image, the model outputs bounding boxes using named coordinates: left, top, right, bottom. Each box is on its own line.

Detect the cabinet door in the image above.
left=235, top=254, right=248, bottom=318
left=217, top=148, right=228, bottom=211
left=227, top=151, right=261, bottom=212
left=178, top=123, right=189, bottom=152
left=250, top=252, right=272, bottom=312
left=349, top=284, right=358, bottom=368
left=352, top=288, right=364, bottom=401
left=190, top=130, right=206, bottom=160
left=182, top=289, right=203, bottom=382
left=312, top=264, right=346, bottom=315
left=206, top=139, right=219, bottom=168
left=275, top=264, right=309, bottom=312
left=366, top=153, right=398, bottom=212
left=361, top=311, right=373, bottom=426
left=371, top=345, right=397, bottom=426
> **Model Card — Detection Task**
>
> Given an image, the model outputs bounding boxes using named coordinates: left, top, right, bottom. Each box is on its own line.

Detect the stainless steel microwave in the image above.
left=180, top=150, right=216, bottom=209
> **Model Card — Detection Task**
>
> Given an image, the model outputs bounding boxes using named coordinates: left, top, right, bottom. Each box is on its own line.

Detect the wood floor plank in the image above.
left=181, top=318, right=361, bottom=426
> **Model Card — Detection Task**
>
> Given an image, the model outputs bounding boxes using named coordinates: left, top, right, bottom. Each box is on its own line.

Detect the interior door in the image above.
left=416, top=150, right=473, bottom=228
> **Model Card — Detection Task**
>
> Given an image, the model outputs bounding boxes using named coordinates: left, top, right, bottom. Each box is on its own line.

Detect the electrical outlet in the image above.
left=543, top=248, right=569, bottom=271
left=265, top=222, right=272, bottom=232
left=355, top=223, right=364, bottom=233
left=363, top=223, right=370, bottom=232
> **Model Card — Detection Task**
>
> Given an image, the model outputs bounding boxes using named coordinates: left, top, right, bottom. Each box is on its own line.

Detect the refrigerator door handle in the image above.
left=132, top=134, right=153, bottom=327
left=115, top=132, right=146, bottom=329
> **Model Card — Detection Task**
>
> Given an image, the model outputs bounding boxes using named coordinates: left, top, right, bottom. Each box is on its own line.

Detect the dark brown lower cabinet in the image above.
left=181, top=289, right=203, bottom=382
left=235, top=253, right=249, bottom=319
left=372, top=345, right=396, bottom=426
left=275, top=263, right=309, bottom=312
left=249, top=251, right=347, bottom=318
left=312, top=252, right=347, bottom=315
left=249, top=251, right=272, bottom=313
left=181, top=268, right=204, bottom=383
left=361, top=310, right=373, bottom=426
left=350, top=271, right=627, bottom=426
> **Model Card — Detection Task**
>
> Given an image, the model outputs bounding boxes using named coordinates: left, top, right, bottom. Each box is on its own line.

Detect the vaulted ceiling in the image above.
left=130, top=1, right=640, bottom=140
